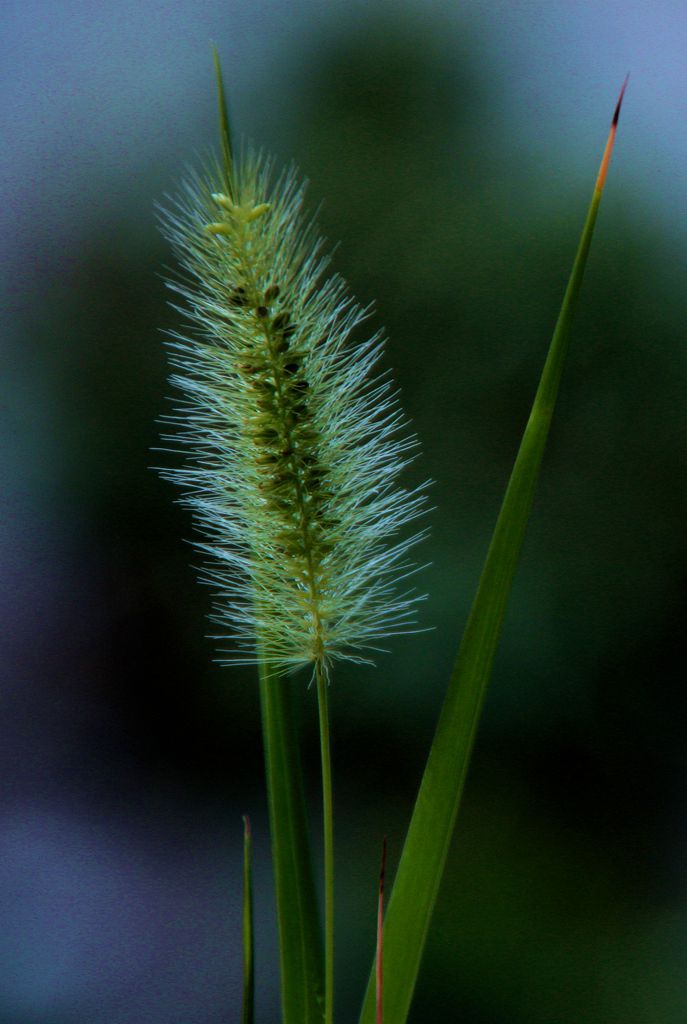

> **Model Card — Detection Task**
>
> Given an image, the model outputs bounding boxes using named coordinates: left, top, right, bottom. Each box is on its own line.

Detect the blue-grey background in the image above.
left=3, top=2, right=687, bottom=1021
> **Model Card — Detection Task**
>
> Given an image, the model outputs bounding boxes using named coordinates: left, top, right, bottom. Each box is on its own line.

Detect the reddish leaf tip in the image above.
left=613, top=74, right=630, bottom=127
left=595, top=76, right=628, bottom=194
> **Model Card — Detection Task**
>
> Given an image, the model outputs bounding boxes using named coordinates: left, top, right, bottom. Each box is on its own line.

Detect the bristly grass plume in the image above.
left=155, top=54, right=628, bottom=1024
left=158, top=149, right=427, bottom=672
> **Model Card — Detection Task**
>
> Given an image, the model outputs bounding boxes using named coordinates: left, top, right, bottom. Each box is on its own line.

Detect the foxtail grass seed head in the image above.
left=158, top=151, right=428, bottom=669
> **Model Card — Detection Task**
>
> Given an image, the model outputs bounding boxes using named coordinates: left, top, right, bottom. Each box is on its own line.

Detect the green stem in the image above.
left=258, top=654, right=325, bottom=1023
left=211, top=48, right=326, bottom=1021
left=241, top=815, right=254, bottom=1024
left=316, top=661, right=335, bottom=1024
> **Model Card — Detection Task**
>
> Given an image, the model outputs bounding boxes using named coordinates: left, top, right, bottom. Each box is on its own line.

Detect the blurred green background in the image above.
left=3, top=2, right=687, bottom=1022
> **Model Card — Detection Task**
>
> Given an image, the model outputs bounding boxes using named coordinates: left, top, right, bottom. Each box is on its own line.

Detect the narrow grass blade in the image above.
left=212, top=46, right=234, bottom=191
left=358, top=81, right=627, bottom=1024
left=259, top=659, right=325, bottom=1024
left=241, top=815, right=254, bottom=1024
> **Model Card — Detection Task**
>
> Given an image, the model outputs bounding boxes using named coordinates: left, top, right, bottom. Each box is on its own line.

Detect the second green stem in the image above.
left=316, top=661, right=334, bottom=1024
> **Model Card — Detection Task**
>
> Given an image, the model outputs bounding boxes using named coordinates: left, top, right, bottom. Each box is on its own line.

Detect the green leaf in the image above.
left=259, top=660, right=325, bottom=1024
left=358, top=84, right=627, bottom=1024
left=212, top=46, right=234, bottom=192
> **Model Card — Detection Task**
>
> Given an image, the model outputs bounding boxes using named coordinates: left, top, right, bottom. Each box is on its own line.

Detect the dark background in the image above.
left=3, top=3, right=687, bottom=1021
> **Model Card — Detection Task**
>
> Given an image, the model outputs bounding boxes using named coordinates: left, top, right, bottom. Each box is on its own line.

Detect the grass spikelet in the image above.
left=158, top=152, right=427, bottom=670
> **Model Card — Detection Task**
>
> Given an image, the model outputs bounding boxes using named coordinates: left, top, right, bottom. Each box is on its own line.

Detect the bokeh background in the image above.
left=3, top=2, right=687, bottom=1021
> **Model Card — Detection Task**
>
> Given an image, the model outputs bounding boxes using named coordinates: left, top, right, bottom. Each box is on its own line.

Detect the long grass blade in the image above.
left=358, top=80, right=627, bottom=1024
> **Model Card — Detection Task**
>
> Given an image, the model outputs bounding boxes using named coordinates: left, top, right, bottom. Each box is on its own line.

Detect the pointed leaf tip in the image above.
left=613, top=74, right=630, bottom=127
left=212, top=47, right=234, bottom=188
left=595, top=76, right=628, bottom=195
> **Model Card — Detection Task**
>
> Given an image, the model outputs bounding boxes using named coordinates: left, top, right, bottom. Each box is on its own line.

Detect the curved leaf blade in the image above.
left=358, top=80, right=627, bottom=1024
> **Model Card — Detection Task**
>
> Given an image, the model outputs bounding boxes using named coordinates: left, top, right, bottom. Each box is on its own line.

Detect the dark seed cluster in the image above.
left=235, top=282, right=338, bottom=578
